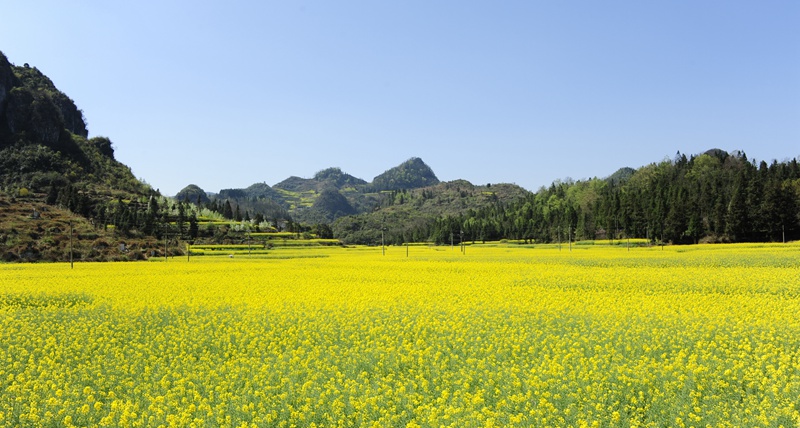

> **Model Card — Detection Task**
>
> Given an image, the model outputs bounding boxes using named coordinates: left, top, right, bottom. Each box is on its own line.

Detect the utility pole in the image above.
left=568, top=225, right=572, bottom=252
left=164, top=225, right=168, bottom=262
left=69, top=220, right=74, bottom=269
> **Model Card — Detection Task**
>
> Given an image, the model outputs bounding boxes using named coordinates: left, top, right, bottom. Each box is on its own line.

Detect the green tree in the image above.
left=177, top=202, right=187, bottom=237
left=223, top=200, right=233, bottom=219
left=188, top=213, right=199, bottom=239
left=725, top=176, right=749, bottom=241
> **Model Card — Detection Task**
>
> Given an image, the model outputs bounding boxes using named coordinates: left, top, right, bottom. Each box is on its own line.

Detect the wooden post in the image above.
left=164, top=226, right=168, bottom=262
left=558, top=226, right=561, bottom=251
left=69, top=221, right=74, bottom=269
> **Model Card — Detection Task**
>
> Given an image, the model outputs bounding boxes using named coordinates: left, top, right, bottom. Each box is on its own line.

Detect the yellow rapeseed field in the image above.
left=1, top=243, right=799, bottom=427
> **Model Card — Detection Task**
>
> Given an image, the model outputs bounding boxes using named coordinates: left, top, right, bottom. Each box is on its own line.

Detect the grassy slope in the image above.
left=0, top=193, right=161, bottom=262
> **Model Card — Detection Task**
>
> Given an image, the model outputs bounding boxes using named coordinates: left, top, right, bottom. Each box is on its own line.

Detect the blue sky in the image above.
left=3, top=1, right=798, bottom=195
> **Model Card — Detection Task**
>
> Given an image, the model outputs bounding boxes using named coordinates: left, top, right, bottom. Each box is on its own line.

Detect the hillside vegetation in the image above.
left=0, top=51, right=169, bottom=261
left=0, top=54, right=145, bottom=195
left=193, top=150, right=800, bottom=246
left=433, top=150, right=799, bottom=245
left=192, top=159, right=442, bottom=226
left=1, top=50, right=799, bottom=261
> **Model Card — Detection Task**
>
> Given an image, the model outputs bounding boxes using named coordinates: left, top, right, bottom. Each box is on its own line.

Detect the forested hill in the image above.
left=419, top=150, right=799, bottom=245
left=0, top=51, right=163, bottom=261
left=0, top=51, right=150, bottom=197
left=181, top=158, right=444, bottom=225
left=369, top=157, right=439, bottom=192
left=2, top=51, right=798, bottom=254
left=178, top=149, right=799, bottom=246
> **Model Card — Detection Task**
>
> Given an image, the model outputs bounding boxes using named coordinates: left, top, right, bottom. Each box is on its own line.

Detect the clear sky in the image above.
left=2, top=1, right=798, bottom=195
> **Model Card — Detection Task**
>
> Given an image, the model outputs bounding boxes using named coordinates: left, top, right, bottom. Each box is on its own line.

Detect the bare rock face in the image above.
left=11, top=61, right=88, bottom=138
left=0, top=52, right=15, bottom=118
left=0, top=51, right=90, bottom=158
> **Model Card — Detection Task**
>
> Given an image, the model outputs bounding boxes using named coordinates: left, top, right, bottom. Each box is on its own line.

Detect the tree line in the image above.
left=427, top=151, right=799, bottom=245
left=45, top=149, right=800, bottom=246
left=48, top=184, right=199, bottom=240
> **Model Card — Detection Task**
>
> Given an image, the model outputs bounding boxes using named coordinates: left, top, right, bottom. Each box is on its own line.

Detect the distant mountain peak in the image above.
left=175, top=184, right=210, bottom=204
left=606, top=167, right=635, bottom=185
left=371, top=157, right=439, bottom=192
left=313, top=167, right=345, bottom=180
left=313, top=167, right=367, bottom=188
left=217, top=182, right=283, bottom=202
left=702, top=148, right=729, bottom=160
